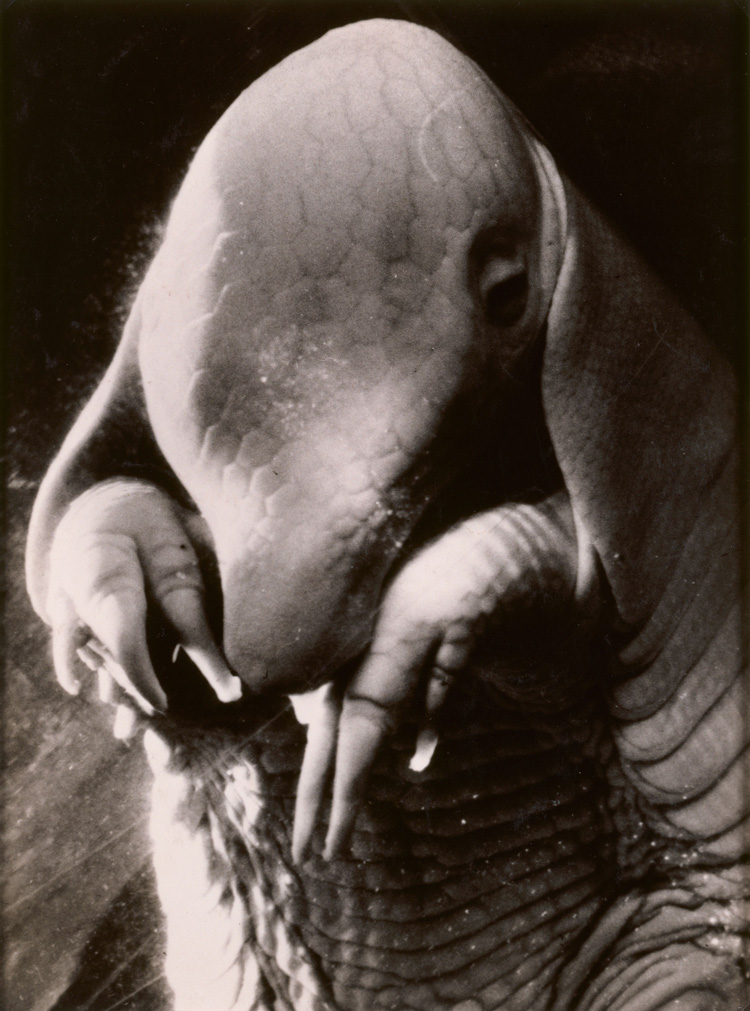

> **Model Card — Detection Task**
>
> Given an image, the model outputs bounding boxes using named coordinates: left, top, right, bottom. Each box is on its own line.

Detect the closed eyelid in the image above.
left=477, top=259, right=527, bottom=302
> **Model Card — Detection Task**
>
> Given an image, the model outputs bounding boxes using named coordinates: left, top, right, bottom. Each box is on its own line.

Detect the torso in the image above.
left=151, top=659, right=618, bottom=1011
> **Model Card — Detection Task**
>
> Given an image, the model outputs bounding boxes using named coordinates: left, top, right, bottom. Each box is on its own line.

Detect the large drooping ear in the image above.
left=25, top=295, right=174, bottom=621
left=539, top=170, right=737, bottom=637
left=536, top=156, right=744, bottom=854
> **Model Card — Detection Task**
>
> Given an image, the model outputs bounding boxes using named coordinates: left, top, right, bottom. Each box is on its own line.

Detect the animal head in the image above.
left=27, top=19, right=733, bottom=702
left=136, top=20, right=567, bottom=691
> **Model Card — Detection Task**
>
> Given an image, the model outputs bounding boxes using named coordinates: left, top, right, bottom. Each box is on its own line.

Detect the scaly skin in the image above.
left=26, top=19, right=746, bottom=1011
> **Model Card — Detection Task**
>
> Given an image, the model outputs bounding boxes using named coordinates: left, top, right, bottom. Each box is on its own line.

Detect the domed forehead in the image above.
left=201, top=20, right=539, bottom=275
left=142, top=23, right=545, bottom=482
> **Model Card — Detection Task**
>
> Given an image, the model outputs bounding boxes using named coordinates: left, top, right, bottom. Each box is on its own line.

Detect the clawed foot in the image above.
left=290, top=566, right=480, bottom=863
left=46, top=479, right=242, bottom=735
left=291, top=496, right=585, bottom=862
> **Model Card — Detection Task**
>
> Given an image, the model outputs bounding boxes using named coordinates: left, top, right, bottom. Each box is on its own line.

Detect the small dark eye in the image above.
left=484, top=272, right=528, bottom=327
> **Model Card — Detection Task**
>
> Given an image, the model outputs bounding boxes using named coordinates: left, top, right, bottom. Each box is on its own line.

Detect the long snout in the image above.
left=217, top=508, right=393, bottom=694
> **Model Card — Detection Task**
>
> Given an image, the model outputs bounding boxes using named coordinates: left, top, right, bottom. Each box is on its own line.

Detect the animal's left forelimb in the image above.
left=292, top=488, right=599, bottom=862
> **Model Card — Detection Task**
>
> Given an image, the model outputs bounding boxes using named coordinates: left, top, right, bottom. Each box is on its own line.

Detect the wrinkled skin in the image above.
left=26, top=19, right=746, bottom=1011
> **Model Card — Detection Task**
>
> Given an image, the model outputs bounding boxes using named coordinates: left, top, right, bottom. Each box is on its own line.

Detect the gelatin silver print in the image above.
left=5, top=3, right=747, bottom=1010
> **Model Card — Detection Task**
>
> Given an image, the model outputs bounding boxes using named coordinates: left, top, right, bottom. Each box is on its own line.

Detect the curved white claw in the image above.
left=47, top=479, right=241, bottom=713
left=292, top=683, right=342, bottom=864
left=112, top=703, right=139, bottom=741
left=95, top=664, right=118, bottom=705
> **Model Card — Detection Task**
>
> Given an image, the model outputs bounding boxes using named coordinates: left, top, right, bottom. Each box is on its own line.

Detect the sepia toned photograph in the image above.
left=4, top=2, right=747, bottom=1009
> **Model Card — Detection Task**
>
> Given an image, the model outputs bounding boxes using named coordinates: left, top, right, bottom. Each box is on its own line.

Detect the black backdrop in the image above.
left=3, top=3, right=747, bottom=1009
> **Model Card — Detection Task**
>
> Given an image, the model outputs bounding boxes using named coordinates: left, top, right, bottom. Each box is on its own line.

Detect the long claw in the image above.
left=409, top=660, right=459, bottom=771
left=83, top=594, right=165, bottom=712
left=87, top=650, right=156, bottom=716
left=292, top=684, right=341, bottom=863
left=319, top=615, right=434, bottom=859
left=112, top=703, right=138, bottom=740
left=74, top=643, right=123, bottom=705
left=410, top=727, right=439, bottom=773
left=165, top=610, right=241, bottom=703
left=184, top=645, right=242, bottom=702
left=96, top=665, right=118, bottom=704
left=323, top=696, right=394, bottom=860
left=76, top=642, right=102, bottom=673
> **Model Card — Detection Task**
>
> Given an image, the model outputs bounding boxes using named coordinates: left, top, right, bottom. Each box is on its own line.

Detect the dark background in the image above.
left=4, top=2, right=747, bottom=1009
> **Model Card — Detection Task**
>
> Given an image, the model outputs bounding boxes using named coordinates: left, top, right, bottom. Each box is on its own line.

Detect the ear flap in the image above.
left=538, top=170, right=746, bottom=857
left=540, top=179, right=737, bottom=639
left=25, top=295, right=175, bottom=621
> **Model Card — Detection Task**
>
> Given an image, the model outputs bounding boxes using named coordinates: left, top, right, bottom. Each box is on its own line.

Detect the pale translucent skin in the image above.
left=26, top=19, right=745, bottom=1010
